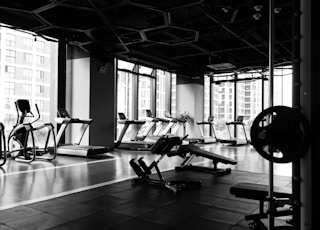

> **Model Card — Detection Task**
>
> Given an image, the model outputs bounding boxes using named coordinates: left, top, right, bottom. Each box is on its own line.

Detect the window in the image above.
left=116, top=59, right=176, bottom=140
left=23, top=37, right=33, bottom=47
left=139, top=66, right=153, bottom=75
left=4, top=114, right=15, bottom=126
left=5, top=49, right=16, bottom=63
left=4, top=98, right=14, bottom=109
left=23, top=53, right=33, bottom=62
left=23, top=68, right=33, bottom=78
left=22, top=84, right=32, bottom=93
left=6, top=34, right=16, bottom=47
left=207, top=67, right=292, bottom=141
left=118, top=59, right=135, bottom=71
left=203, top=75, right=211, bottom=136
left=0, top=26, right=58, bottom=143
left=35, top=85, right=44, bottom=94
left=36, top=70, right=44, bottom=80
left=117, top=70, right=135, bottom=140
left=156, top=70, right=173, bottom=118
left=5, top=66, right=15, bottom=78
left=36, top=41, right=45, bottom=51
left=35, top=100, right=44, bottom=109
left=4, top=82, right=15, bottom=95
left=138, top=75, right=154, bottom=119
left=36, top=55, right=45, bottom=64
left=117, top=70, right=134, bottom=119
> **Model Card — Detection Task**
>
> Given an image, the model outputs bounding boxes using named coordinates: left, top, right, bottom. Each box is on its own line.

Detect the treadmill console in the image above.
left=146, top=109, right=154, bottom=118
left=207, top=116, right=214, bottom=122
left=236, top=116, right=244, bottom=122
left=57, top=108, right=71, bottom=118
left=118, top=113, right=127, bottom=120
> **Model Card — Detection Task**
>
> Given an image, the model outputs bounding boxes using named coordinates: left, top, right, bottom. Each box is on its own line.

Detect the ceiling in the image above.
left=0, top=0, right=294, bottom=78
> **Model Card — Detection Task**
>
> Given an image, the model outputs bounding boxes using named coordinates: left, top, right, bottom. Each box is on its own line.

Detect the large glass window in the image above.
left=0, top=25, right=58, bottom=139
left=116, top=59, right=176, bottom=140
left=156, top=70, right=170, bottom=118
left=138, top=75, right=154, bottom=119
left=212, top=81, right=234, bottom=139
left=206, top=66, right=292, bottom=140
left=273, top=66, right=292, bottom=106
left=117, top=70, right=135, bottom=119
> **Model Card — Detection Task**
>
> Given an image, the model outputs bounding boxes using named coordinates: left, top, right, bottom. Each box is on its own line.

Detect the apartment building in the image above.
left=0, top=26, right=58, bottom=136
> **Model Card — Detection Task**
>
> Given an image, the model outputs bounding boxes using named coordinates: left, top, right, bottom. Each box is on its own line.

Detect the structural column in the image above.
left=300, top=0, right=320, bottom=229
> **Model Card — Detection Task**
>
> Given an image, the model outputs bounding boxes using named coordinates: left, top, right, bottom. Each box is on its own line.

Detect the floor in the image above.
left=0, top=142, right=292, bottom=230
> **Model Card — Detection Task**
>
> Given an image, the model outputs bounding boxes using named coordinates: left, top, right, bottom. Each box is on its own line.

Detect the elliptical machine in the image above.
left=7, top=99, right=57, bottom=163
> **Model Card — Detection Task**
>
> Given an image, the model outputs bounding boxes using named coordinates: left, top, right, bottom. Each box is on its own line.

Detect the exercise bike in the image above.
left=7, top=99, right=57, bottom=163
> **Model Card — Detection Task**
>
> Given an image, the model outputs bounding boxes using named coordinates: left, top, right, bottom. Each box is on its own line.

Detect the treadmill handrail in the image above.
left=117, top=119, right=145, bottom=125
left=196, top=121, right=214, bottom=125
left=55, top=117, right=93, bottom=125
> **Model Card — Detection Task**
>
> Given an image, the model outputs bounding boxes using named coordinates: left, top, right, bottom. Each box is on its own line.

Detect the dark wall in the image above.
left=89, top=58, right=116, bottom=149
left=176, top=74, right=204, bottom=85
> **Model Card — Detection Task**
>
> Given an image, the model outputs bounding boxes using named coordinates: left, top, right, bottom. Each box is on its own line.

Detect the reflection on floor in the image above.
left=0, top=143, right=292, bottom=229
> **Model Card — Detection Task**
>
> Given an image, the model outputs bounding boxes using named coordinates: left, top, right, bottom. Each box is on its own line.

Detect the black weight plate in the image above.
left=250, top=106, right=311, bottom=163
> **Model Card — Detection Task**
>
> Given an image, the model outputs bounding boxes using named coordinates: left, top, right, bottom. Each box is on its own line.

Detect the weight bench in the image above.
left=174, top=144, right=237, bottom=176
left=230, top=182, right=292, bottom=229
left=130, top=136, right=202, bottom=194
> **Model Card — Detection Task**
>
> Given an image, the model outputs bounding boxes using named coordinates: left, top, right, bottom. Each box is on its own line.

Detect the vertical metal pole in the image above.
left=262, top=76, right=265, bottom=111
left=234, top=74, right=237, bottom=138
left=268, top=0, right=275, bottom=229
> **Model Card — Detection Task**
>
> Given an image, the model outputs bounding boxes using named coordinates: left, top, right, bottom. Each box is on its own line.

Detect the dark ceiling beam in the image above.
left=158, top=30, right=212, bottom=57
left=174, top=52, right=207, bottom=59
left=140, top=30, right=215, bottom=59
left=100, top=0, right=128, bottom=11
left=127, top=47, right=187, bottom=68
left=57, top=3, right=95, bottom=12
left=199, top=6, right=269, bottom=58
left=0, top=6, right=29, bottom=14
left=32, top=2, right=59, bottom=13
left=87, top=0, right=129, bottom=53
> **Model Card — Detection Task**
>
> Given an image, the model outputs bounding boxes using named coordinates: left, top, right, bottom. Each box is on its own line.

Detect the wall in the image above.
left=66, top=56, right=116, bottom=149
left=176, top=76, right=204, bottom=138
left=67, top=57, right=90, bottom=145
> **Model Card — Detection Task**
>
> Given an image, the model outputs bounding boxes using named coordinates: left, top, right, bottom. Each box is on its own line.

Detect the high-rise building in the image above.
left=0, top=26, right=58, bottom=136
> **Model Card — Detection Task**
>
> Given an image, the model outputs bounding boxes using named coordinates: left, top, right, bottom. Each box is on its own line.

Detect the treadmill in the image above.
left=114, top=112, right=155, bottom=150
left=55, top=109, right=109, bottom=157
left=218, top=115, right=250, bottom=146
left=145, top=109, right=170, bottom=137
left=192, top=116, right=218, bottom=144
left=161, top=112, right=186, bottom=136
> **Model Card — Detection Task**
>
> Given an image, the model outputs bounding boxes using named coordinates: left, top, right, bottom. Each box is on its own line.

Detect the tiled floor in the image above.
left=0, top=142, right=292, bottom=229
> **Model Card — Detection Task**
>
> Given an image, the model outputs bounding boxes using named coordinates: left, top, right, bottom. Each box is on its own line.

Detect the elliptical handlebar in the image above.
left=32, top=103, right=41, bottom=124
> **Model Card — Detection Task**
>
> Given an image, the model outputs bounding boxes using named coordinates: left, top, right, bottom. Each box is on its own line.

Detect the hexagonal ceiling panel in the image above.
left=39, top=5, right=102, bottom=30
left=0, top=0, right=295, bottom=77
left=103, top=4, right=166, bottom=30
left=144, top=26, right=198, bottom=45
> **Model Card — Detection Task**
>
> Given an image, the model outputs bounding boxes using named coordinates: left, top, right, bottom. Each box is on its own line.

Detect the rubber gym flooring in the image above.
left=0, top=144, right=292, bottom=230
